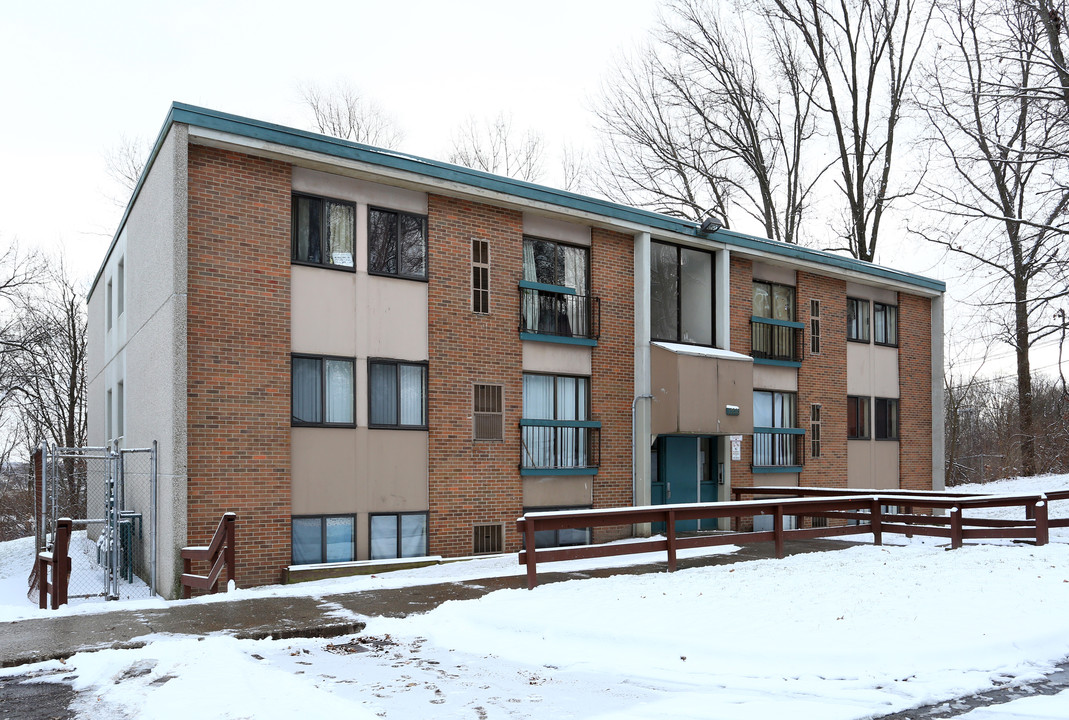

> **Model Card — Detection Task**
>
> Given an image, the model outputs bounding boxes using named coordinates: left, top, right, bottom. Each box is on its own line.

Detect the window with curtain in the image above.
left=369, top=207, right=427, bottom=279
left=847, top=298, right=871, bottom=342
left=370, top=513, right=428, bottom=560
left=522, top=237, right=588, bottom=293
left=522, top=373, right=591, bottom=469
left=291, top=355, right=355, bottom=426
left=753, top=390, right=797, bottom=466
left=369, top=360, right=427, bottom=428
left=291, top=515, right=355, bottom=565
left=874, top=302, right=898, bottom=346
left=848, top=396, right=871, bottom=439
left=292, top=194, right=355, bottom=269
left=650, top=241, right=714, bottom=346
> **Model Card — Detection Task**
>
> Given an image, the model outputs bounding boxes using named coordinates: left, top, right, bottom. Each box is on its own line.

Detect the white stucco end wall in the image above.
left=88, top=122, right=189, bottom=598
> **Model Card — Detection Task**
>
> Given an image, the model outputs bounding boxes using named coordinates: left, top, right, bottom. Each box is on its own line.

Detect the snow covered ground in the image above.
left=3, top=473, right=1069, bottom=719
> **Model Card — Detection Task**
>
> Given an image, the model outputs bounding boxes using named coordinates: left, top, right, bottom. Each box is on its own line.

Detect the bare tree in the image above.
left=914, top=0, right=1069, bottom=476
left=595, top=0, right=825, bottom=240
left=449, top=113, right=545, bottom=183
left=300, top=81, right=404, bottom=149
left=104, top=135, right=149, bottom=195
left=759, top=0, right=933, bottom=259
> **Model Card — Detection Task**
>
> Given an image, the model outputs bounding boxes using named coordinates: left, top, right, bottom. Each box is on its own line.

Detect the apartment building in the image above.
left=87, top=103, right=944, bottom=597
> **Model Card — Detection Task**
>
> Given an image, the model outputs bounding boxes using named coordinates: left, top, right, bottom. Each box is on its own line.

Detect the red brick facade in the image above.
left=426, top=195, right=526, bottom=556
left=898, top=293, right=934, bottom=491
left=186, top=145, right=292, bottom=589
left=728, top=256, right=756, bottom=492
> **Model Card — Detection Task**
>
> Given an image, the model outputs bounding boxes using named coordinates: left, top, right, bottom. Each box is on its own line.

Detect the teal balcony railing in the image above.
left=752, top=427, right=805, bottom=471
left=751, top=317, right=804, bottom=362
left=520, top=419, right=601, bottom=473
left=519, top=283, right=600, bottom=341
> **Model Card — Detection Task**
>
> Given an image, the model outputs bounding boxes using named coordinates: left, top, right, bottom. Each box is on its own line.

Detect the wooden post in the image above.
left=183, top=556, right=192, bottom=599
left=904, top=505, right=914, bottom=539
left=224, top=513, right=236, bottom=589
left=1035, top=500, right=1049, bottom=546
left=524, top=517, right=538, bottom=590
left=950, top=506, right=963, bottom=549
left=53, top=519, right=71, bottom=609
left=38, top=556, right=47, bottom=610
left=871, top=499, right=883, bottom=546
left=666, top=510, right=677, bottom=573
left=773, top=505, right=784, bottom=559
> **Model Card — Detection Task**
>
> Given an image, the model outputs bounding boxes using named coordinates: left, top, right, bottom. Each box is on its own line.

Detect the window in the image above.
left=875, top=398, right=899, bottom=440
left=650, top=241, right=714, bottom=346
left=810, top=403, right=821, bottom=458
left=753, top=390, right=799, bottom=467
left=521, top=373, right=597, bottom=470
left=107, top=279, right=113, bottom=330
left=117, top=381, right=124, bottom=438
left=874, top=302, right=898, bottom=346
left=368, top=207, right=427, bottom=280
left=117, top=259, right=125, bottom=317
left=472, top=239, right=490, bottom=313
left=369, top=360, right=427, bottom=428
left=291, top=515, right=355, bottom=565
left=753, top=281, right=795, bottom=321
left=473, top=384, right=503, bottom=441
left=752, top=281, right=797, bottom=360
left=847, top=298, right=870, bottom=342
left=525, top=506, right=592, bottom=549
left=847, top=395, right=871, bottom=439
left=370, top=513, right=428, bottom=560
left=810, top=299, right=821, bottom=354
left=523, top=237, right=588, bottom=291
left=291, top=355, right=355, bottom=426
left=292, top=194, right=355, bottom=269
left=520, top=237, right=594, bottom=339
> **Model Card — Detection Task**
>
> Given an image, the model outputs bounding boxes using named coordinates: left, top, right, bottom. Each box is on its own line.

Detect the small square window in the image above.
left=473, top=384, right=503, bottom=440
left=291, top=355, right=355, bottom=426
left=292, top=194, right=355, bottom=269
left=369, top=360, right=427, bottom=428
left=369, top=207, right=427, bottom=280
left=370, top=513, right=428, bottom=560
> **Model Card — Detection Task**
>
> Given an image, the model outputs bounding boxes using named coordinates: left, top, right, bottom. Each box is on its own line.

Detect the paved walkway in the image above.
left=1, top=538, right=848, bottom=668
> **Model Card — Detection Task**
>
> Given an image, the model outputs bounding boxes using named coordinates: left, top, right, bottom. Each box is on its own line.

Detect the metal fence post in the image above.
left=151, top=440, right=158, bottom=597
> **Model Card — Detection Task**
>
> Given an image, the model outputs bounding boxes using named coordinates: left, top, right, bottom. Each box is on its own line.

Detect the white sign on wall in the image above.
left=730, top=435, right=743, bottom=461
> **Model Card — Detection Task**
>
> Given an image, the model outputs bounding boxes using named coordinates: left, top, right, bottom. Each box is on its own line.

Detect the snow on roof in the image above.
left=651, top=341, right=754, bottom=362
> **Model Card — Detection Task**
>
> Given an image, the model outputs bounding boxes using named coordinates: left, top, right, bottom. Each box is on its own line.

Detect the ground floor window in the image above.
left=370, top=512, right=428, bottom=560
left=524, top=506, right=592, bottom=548
left=291, top=515, right=355, bottom=565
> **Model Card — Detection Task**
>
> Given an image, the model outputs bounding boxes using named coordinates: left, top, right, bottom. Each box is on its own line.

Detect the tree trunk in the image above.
left=1015, top=278, right=1036, bottom=476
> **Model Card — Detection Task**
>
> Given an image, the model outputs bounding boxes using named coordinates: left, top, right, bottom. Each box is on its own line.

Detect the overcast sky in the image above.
left=1, top=0, right=1061, bottom=380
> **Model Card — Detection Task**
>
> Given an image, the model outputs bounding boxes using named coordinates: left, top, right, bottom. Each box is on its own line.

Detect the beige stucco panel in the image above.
left=677, top=354, right=720, bottom=434
left=522, top=213, right=591, bottom=246
left=651, top=345, right=754, bottom=435
left=717, top=357, right=755, bottom=434
left=522, top=342, right=592, bottom=376
left=872, top=442, right=900, bottom=490
left=291, top=428, right=428, bottom=514
left=291, top=265, right=358, bottom=356
left=522, top=476, right=593, bottom=507
left=753, top=364, right=798, bottom=393
left=753, top=473, right=799, bottom=487
left=752, top=261, right=797, bottom=286
left=651, top=345, right=681, bottom=435
left=292, top=167, right=429, bottom=215
left=872, top=346, right=900, bottom=398
left=847, top=440, right=875, bottom=488
left=846, top=281, right=897, bottom=304
left=846, top=342, right=872, bottom=396
left=362, top=277, right=428, bottom=360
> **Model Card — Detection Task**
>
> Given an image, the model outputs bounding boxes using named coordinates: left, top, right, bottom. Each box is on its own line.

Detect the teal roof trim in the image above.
left=91, top=102, right=947, bottom=296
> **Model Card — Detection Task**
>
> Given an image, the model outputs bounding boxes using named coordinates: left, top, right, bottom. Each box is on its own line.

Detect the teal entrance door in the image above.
left=651, top=436, right=719, bottom=533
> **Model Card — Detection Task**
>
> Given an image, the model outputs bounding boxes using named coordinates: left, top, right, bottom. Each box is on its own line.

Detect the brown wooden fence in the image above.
left=516, top=487, right=1065, bottom=589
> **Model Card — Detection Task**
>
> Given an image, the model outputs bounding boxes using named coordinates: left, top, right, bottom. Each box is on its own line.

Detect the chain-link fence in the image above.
left=37, top=443, right=157, bottom=602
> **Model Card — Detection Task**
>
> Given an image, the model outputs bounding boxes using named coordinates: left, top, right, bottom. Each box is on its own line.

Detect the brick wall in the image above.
left=589, top=227, right=636, bottom=541
left=898, top=293, right=934, bottom=491
left=426, top=195, right=525, bottom=556
left=728, top=256, right=756, bottom=492
left=186, top=145, right=292, bottom=589
left=796, top=271, right=848, bottom=490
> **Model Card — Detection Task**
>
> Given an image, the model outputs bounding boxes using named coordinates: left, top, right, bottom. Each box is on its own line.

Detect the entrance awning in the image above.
left=650, top=342, right=754, bottom=436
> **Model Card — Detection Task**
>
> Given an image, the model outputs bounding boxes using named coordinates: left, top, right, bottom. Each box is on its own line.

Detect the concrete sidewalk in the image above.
left=1, top=538, right=851, bottom=669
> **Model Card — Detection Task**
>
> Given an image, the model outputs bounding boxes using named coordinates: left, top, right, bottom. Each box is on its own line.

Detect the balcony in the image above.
left=752, top=428, right=805, bottom=473
left=750, top=317, right=804, bottom=364
left=519, top=419, right=601, bottom=475
left=519, top=283, right=600, bottom=345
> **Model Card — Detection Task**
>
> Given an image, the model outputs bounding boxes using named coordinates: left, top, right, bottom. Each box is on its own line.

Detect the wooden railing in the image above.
left=38, top=518, right=72, bottom=609
left=181, top=512, right=236, bottom=599
left=516, top=489, right=1061, bottom=589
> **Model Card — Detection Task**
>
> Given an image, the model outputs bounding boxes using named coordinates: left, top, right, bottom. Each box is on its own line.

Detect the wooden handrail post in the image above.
left=950, top=506, right=963, bottom=549
left=54, top=519, right=71, bottom=609
left=773, top=505, right=784, bottom=559
left=666, top=510, right=677, bottom=573
left=904, top=505, right=914, bottom=538
left=524, top=517, right=538, bottom=590
left=225, top=514, right=236, bottom=588
left=1035, top=500, right=1049, bottom=546
left=871, top=500, right=883, bottom=546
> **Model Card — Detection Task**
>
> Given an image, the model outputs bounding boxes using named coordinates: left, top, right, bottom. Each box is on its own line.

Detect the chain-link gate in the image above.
left=36, top=442, right=157, bottom=602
